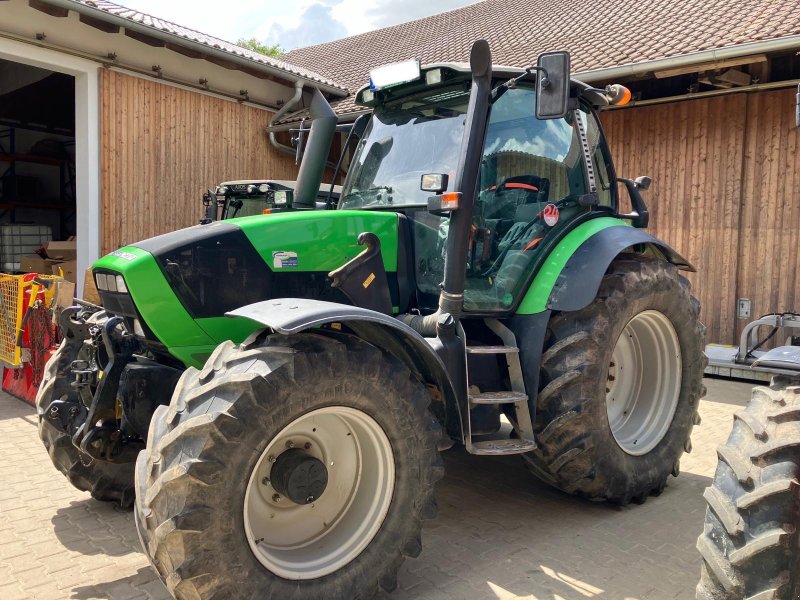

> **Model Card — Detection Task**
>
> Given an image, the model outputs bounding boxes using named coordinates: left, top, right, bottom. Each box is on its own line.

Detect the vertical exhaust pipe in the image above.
left=440, top=39, right=492, bottom=314
left=294, top=89, right=337, bottom=208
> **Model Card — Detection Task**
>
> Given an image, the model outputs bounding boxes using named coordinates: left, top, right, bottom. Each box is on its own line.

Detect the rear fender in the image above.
left=547, top=226, right=694, bottom=312
left=227, top=299, right=463, bottom=441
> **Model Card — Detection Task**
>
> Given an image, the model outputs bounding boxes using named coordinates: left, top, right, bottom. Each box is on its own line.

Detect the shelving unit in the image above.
left=0, top=126, right=76, bottom=236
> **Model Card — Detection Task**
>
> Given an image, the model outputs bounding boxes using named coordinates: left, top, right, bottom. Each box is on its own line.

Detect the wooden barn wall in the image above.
left=602, top=89, right=799, bottom=344
left=99, top=69, right=299, bottom=253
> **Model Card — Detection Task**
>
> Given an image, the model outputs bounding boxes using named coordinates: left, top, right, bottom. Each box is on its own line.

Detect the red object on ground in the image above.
left=2, top=350, right=53, bottom=405
left=2, top=273, right=60, bottom=405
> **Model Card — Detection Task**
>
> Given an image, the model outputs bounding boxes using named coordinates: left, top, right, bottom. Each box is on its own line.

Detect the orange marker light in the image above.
left=262, top=208, right=272, bottom=214
left=440, top=192, right=460, bottom=210
left=607, top=84, right=632, bottom=106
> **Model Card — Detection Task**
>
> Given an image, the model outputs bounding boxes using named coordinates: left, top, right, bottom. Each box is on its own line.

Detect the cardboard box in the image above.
left=44, top=240, right=77, bottom=261
left=82, top=266, right=101, bottom=305
left=53, top=279, right=76, bottom=312
left=51, top=259, right=77, bottom=283
left=19, top=254, right=61, bottom=274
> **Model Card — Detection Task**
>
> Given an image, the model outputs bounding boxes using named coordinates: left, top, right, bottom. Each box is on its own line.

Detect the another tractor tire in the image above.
left=36, top=323, right=136, bottom=507
left=696, top=376, right=800, bottom=600
left=523, top=255, right=706, bottom=504
left=135, top=332, right=443, bottom=600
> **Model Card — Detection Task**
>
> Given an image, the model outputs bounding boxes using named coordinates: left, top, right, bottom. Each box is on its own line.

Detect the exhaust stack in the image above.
left=294, top=89, right=337, bottom=209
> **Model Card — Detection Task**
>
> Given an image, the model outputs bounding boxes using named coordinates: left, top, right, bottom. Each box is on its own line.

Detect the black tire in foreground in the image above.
left=135, top=332, right=444, bottom=600
left=36, top=328, right=136, bottom=507
left=696, top=375, right=800, bottom=600
left=523, top=255, right=706, bottom=504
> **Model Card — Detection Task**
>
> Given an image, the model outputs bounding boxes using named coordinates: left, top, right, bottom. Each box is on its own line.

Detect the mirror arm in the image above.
left=490, top=65, right=549, bottom=104
left=616, top=177, right=650, bottom=228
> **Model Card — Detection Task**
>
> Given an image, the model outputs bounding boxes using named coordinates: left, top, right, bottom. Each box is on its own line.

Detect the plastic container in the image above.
left=0, top=224, right=52, bottom=271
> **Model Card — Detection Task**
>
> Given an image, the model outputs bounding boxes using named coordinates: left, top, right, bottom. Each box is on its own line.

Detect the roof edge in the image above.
left=42, top=0, right=348, bottom=95
left=576, top=34, right=800, bottom=82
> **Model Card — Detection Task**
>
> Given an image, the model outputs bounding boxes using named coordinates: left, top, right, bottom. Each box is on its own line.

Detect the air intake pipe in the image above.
left=293, top=89, right=337, bottom=208
left=399, top=40, right=493, bottom=337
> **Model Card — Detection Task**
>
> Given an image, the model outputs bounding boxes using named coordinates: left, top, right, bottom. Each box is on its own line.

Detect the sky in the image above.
left=118, top=0, right=478, bottom=51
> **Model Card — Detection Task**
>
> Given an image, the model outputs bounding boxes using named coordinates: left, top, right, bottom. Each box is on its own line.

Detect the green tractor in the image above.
left=37, top=40, right=705, bottom=598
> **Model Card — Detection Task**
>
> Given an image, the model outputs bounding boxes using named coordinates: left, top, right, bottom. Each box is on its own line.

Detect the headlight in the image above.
left=95, top=273, right=108, bottom=290
left=258, top=183, right=270, bottom=193
left=115, top=275, right=128, bottom=293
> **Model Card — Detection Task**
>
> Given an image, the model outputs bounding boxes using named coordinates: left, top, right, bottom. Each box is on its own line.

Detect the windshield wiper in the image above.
left=343, top=186, right=393, bottom=204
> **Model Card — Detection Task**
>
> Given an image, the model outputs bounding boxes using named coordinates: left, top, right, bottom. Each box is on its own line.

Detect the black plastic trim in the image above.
left=547, top=226, right=695, bottom=312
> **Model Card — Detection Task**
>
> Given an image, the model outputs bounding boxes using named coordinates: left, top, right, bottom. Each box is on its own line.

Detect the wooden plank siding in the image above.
left=735, top=89, right=800, bottom=341
left=99, top=69, right=298, bottom=253
left=603, top=88, right=800, bottom=345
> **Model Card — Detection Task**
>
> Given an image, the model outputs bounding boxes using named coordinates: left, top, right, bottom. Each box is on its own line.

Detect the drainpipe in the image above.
left=269, top=80, right=304, bottom=158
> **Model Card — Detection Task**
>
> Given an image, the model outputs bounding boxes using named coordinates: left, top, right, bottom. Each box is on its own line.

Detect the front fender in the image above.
left=227, top=299, right=461, bottom=438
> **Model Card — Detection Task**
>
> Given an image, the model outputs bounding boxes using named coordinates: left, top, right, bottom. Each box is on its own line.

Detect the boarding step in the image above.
left=466, top=345, right=519, bottom=355
left=469, top=391, right=528, bottom=405
left=469, top=438, right=536, bottom=456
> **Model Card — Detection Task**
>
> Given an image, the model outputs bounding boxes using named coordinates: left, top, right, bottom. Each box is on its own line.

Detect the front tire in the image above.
left=135, top=332, right=443, bottom=599
left=696, top=376, right=800, bottom=600
left=36, top=319, right=135, bottom=507
left=523, top=256, right=706, bottom=503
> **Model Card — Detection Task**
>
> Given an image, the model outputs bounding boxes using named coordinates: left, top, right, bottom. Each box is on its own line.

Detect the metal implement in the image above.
left=705, top=313, right=800, bottom=381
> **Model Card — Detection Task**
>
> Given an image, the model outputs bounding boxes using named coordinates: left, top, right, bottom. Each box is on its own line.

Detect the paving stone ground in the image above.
left=0, top=377, right=752, bottom=600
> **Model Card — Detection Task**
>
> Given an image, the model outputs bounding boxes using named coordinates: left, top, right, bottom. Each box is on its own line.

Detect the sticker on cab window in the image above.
left=272, top=251, right=298, bottom=269
left=543, top=203, right=559, bottom=227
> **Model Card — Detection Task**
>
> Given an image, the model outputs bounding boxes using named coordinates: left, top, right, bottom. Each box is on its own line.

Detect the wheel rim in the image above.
left=243, top=406, right=395, bottom=580
left=606, top=310, right=682, bottom=456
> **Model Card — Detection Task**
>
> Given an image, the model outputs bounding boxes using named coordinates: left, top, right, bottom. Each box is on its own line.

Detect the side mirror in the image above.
left=420, top=173, right=448, bottom=193
left=536, top=51, right=571, bottom=120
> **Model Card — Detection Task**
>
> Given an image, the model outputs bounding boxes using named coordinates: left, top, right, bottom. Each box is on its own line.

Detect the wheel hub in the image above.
left=606, top=310, right=682, bottom=456
left=270, top=449, right=328, bottom=505
left=243, top=406, right=395, bottom=580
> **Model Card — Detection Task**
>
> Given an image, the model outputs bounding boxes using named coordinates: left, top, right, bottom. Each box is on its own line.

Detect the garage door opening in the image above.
left=0, top=59, right=76, bottom=277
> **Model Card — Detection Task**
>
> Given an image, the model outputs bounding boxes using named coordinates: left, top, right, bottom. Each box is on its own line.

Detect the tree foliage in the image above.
left=237, top=37, right=284, bottom=57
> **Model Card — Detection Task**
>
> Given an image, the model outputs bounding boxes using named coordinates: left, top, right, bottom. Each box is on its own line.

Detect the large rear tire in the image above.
left=135, top=332, right=443, bottom=599
left=696, top=376, right=800, bottom=600
left=35, top=319, right=136, bottom=507
left=523, top=255, right=706, bottom=503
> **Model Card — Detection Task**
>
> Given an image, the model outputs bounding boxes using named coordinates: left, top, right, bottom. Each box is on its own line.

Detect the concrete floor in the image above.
left=0, top=377, right=753, bottom=600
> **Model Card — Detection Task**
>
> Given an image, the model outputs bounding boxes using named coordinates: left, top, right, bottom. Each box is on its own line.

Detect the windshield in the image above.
left=223, top=196, right=271, bottom=219
left=339, top=85, right=469, bottom=208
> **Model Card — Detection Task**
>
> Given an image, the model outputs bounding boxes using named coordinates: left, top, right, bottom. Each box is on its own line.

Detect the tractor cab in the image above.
left=200, top=179, right=342, bottom=223
left=338, top=57, right=627, bottom=315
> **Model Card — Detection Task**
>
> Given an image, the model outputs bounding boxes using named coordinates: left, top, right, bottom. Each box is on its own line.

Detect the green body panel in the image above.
left=93, top=247, right=215, bottom=352
left=232, top=210, right=399, bottom=272
left=516, top=217, right=630, bottom=314
left=93, top=211, right=402, bottom=370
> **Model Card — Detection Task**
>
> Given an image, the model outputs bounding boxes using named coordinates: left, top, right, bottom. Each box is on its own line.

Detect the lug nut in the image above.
left=285, top=440, right=295, bottom=449
left=304, top=442, right=312, bottom=450
left=268, top=455, right=276, bottom=463
left=261, top=477, right=270, bottom=486
left=272, top=493, right=281, bottom=502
